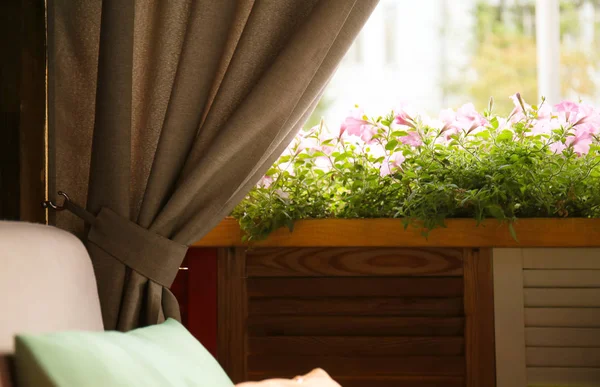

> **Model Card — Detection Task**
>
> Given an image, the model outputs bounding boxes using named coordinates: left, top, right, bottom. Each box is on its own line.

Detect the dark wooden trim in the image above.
left=19, top=0, right=46, bottom=223
left=0, top=1, right=23, bottom=220
left=217, top=247, right=248, bottom=383
left=464, top=248, right=496, bottom=387
left=0, top=0, right=46, bottom=222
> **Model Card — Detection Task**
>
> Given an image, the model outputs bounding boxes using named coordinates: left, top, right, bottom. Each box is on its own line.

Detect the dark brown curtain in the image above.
left=47, top=0, right=378, bottom=331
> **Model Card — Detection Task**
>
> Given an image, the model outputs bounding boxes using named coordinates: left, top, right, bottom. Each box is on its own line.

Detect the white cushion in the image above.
left=0, top=221, right=103, bottom=386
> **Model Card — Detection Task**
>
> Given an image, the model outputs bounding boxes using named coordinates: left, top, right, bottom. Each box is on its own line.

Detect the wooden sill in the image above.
left=194, top=217, right=600, bottom=247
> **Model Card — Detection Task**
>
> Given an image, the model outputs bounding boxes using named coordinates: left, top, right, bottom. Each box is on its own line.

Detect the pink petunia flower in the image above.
left=257, top=175, right=273, bottom=188
left=554, top=101, right=580, bottom=115
left=537, top=103, right=552, bottom=120
left=551, top=126, right=595, bottom=155
left=571, top=130, right=593, bottom=155
left=297, top=136, right=319, bottom=153
left=317, top=131, right=337, bottom=155
left=439, top=108, right=456, bottom=127
left=399, top=131, right=423, bottom=147
left=394, top=104, right=418, bottom=128
left=455, top=103, right=487, bottom=133
left=531, top=119, right=554, bottom=136
left=380, top=152, right=406, bottom=177
left=340, top=108, right=373, bottom=137
left=554, top=101, right=600, bottom=133
left=360, top=124, right=380, bottom=144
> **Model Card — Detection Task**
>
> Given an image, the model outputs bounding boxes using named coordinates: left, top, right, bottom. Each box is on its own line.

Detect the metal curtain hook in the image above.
left=42, top=191, right=71, bottom=211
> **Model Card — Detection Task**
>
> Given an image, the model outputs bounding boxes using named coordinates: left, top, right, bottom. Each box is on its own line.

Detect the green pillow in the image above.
left=14, top=318, right=234, bottom=387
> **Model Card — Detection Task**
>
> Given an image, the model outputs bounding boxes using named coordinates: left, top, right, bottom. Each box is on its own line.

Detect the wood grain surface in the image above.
left=248, top=336, right=464, bottom=356
left=246, top=247, right=463, bottom=277
left=247, top=277, right=463, bottom=298
left=195, top=218, right=600, bottom=247
left=217, top=248, right=247, bottom=384
left=245, top=374, right=466, bottom=387
left=526, top=327, right=600, bottom=347
left=247, top=316, right=465, bottom=337
left=247, top=355, right=466, bottom=377
left=464, top=248, right=496, bottom=387
left=248, top=297, right=464, bottom=317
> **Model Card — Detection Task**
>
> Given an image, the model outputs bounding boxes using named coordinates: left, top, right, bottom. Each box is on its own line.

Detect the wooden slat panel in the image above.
left=525, top=308, right=600, bottom=327
left=247, top=355, right=465, bottom=377
left=524, top=269, right=600, bottom=287
left=464, top=248, right=495, bottom=387
left=526, top=327, right=600, bottom=347
left=195, top=218, right=600, bottom=248
left=246, top=374, right=465, bottom=387
left=330, top=376, right=465, bottom=387
left=527, top=347, right=600, bottom=367
left=247, top=316, right=465, bottom=337
left=248, top=336, right=464, bottom=356
left=249, top=297, right=464, bottom=316
left=246, top=247, right=463, bottom=277
left=527, top=367, right=600, bottom=386
left=247, top=277, right=463, bottom=298
left=522, top=248, right=600, bottom=269
left=524, top=288, right=600, bottom=307
left=492, top=248, right=527, bottom=387
left=217, top=248, right=247, bottom=383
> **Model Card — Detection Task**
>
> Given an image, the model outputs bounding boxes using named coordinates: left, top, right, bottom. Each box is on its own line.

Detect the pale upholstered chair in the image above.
left=0, top=221, right=104, bottom=387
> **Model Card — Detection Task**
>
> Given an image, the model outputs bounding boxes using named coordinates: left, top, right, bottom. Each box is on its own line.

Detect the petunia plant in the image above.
left=232, top=94, right=600, bottom=241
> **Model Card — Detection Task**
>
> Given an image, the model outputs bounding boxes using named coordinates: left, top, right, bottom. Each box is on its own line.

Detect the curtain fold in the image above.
left=48, top=0, right=379, bottom=331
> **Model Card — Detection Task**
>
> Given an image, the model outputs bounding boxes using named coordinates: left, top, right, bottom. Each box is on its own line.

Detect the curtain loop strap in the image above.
left=63, top=198, right=97, bottom=225
left=49, top=192, right=188, bottom=288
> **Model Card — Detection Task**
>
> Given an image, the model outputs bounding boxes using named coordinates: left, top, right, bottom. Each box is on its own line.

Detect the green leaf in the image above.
left=475, top=130, right=491, bottom=139
left=486, top=205, right=505, bottom=219
left=508, top=223, right=519, bottom=242
left=286, top=219, right=295, bottom=232
left=490, top=117, right=499, bottom=129
left=497, top=129, right=513, bottom=141
left=385, top=140, right=398, bottom=151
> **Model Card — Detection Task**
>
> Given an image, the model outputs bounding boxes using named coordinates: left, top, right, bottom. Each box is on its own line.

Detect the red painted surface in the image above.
left=171, top=247, right=218, bottom=357
left=170, top=258, right=189, bottom=325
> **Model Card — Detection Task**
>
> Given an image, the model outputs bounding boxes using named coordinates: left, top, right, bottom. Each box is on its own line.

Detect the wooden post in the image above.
left=19, top=0, right=47, bottom=223
left=0, top=0, right=23, bottom=220
left=464, top=248, right=496, bottom=387
left=217, top=247, right=248, bottom=383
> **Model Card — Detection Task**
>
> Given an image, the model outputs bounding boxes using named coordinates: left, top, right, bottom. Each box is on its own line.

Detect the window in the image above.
left=308, top=0, right=600, bottom=127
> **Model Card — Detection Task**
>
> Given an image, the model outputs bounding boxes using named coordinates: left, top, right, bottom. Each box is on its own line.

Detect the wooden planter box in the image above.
left=190, top=218, right=600, bottom=387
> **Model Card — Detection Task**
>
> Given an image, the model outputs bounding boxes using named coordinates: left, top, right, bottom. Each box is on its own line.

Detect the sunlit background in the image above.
left=305, top=0, right=600, bottom=129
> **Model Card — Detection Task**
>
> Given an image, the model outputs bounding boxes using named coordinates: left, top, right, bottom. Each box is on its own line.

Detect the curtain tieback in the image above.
left=44, top=192, right=188, bottom=288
